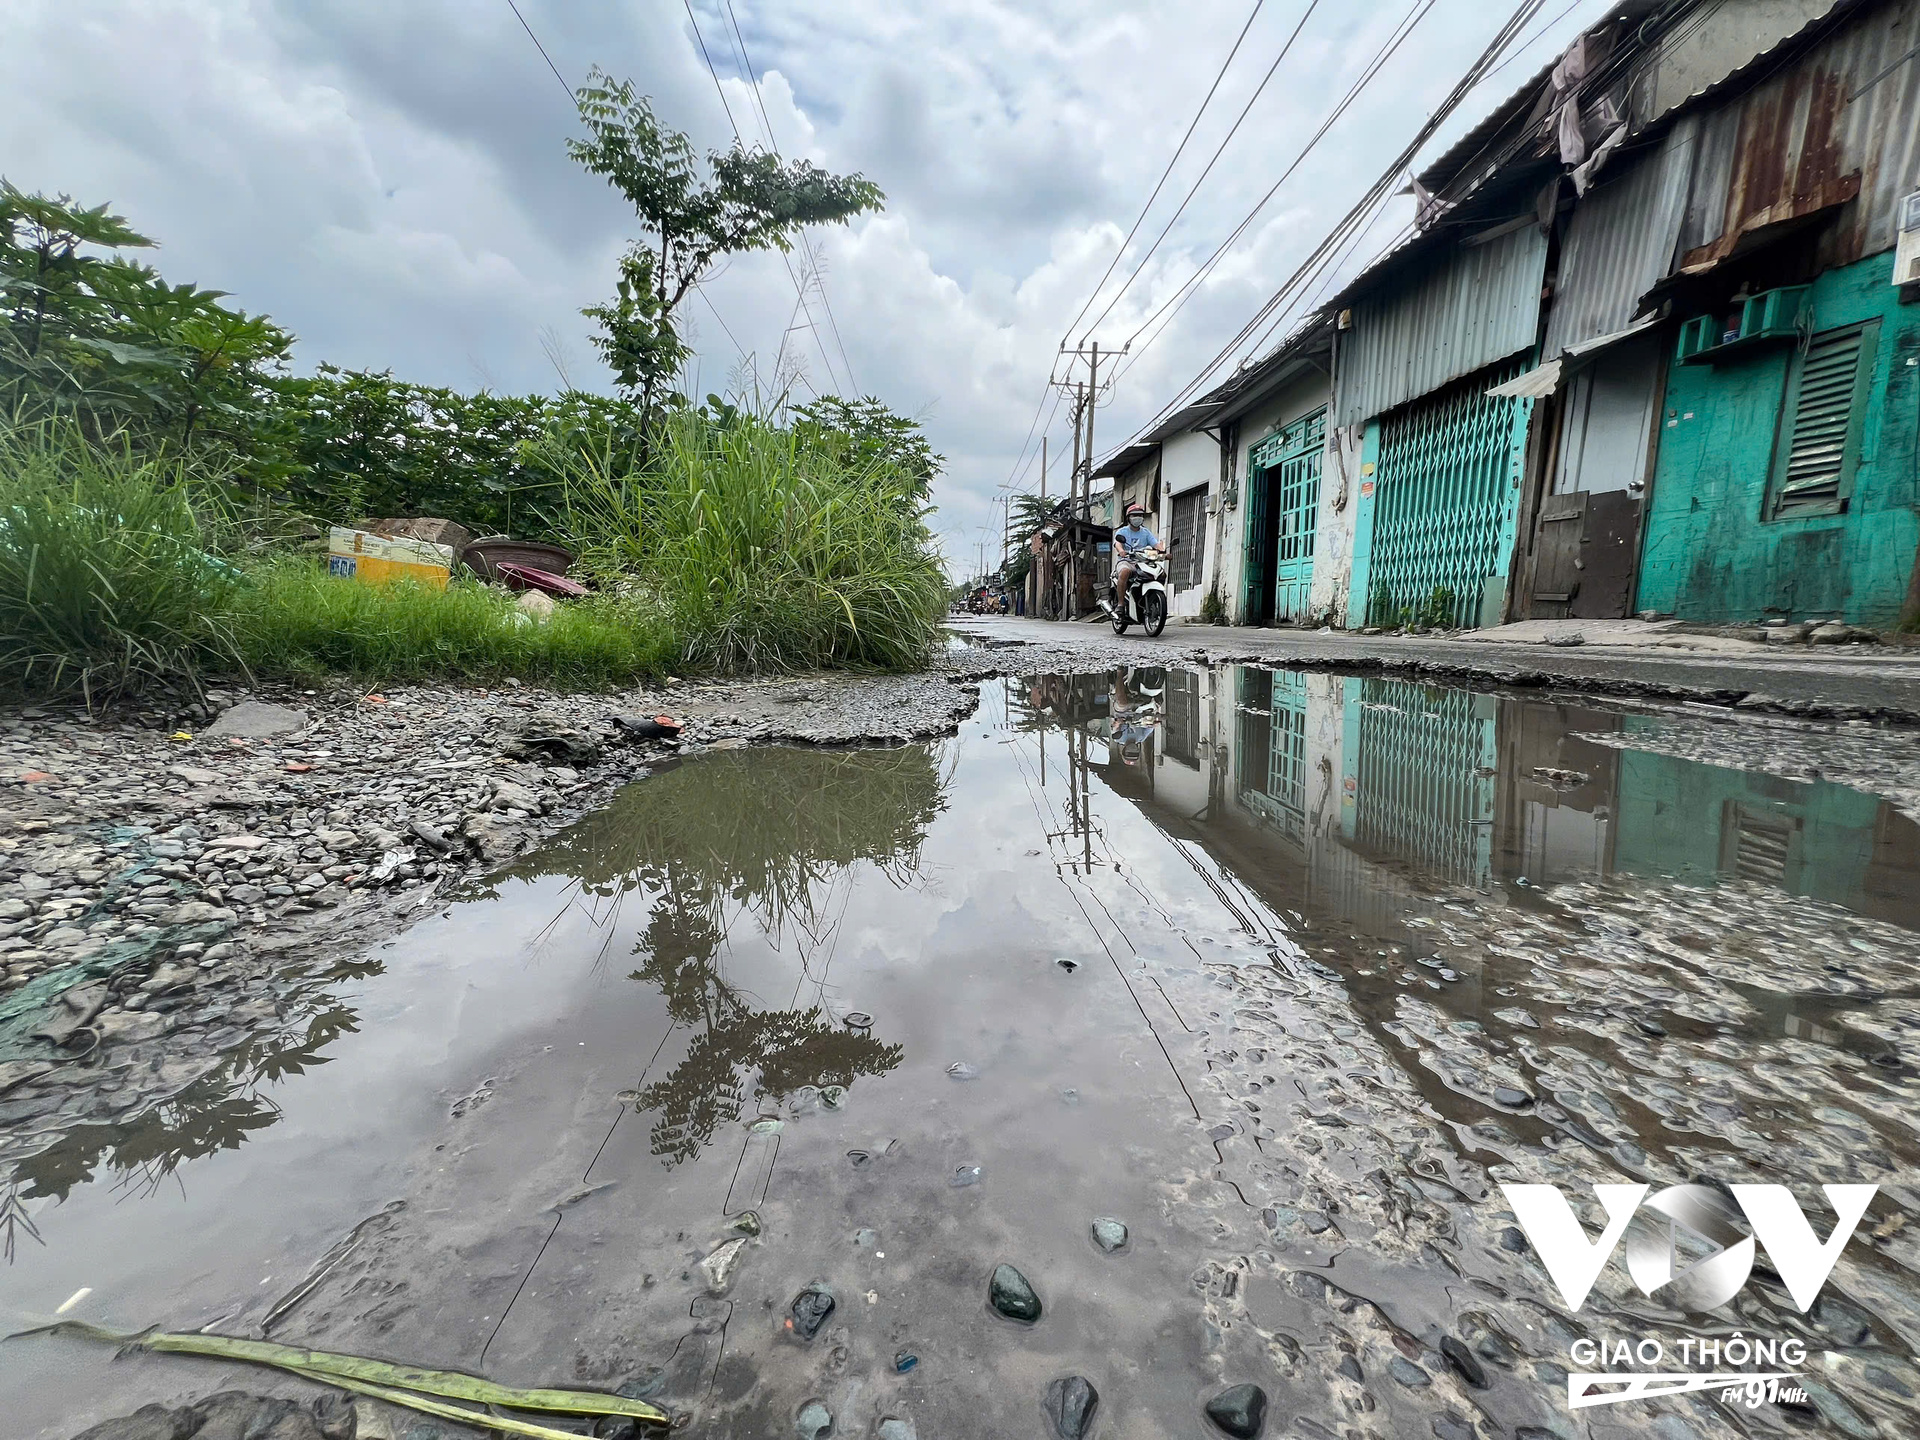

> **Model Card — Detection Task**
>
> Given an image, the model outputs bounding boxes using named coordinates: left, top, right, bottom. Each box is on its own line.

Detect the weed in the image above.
left=231, top=559, right=675, bottom=688
left=0, top=418, right=242, bottom=703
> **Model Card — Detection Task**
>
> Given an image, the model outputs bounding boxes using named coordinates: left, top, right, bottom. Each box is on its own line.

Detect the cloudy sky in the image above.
left=1, top=0, right=1609, bottom=575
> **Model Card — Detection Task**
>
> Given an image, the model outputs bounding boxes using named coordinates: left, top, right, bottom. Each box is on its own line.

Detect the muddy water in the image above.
left=5, top=668, right=1920, bottom=1439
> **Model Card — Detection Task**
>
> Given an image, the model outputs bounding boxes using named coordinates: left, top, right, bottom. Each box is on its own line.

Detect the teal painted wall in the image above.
left=1636, top=252, right=1920, bottom=626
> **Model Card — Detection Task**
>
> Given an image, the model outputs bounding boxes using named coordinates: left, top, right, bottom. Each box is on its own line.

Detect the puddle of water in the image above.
left=4, top=667, right=1919, bottom=1438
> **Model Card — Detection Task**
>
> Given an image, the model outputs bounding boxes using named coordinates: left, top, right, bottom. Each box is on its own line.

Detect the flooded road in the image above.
left=5, top=667, right=1920, bottom=1438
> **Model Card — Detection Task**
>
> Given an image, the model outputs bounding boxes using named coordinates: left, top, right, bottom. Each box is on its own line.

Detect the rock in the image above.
left=31, top=982, right=108, bottom=1044
left=140, top=963, right=199, bottom=994
left=1764, top=623, right=1812, bottom=645
left=1389, top=1357, right=1432, bottom=1388
left=488, top=779, right=545, bottom=814
left=1204, top=1383, right=1268, bottom=1437
left=1090, top=1218, right=1128, bottom=1252
left=1336, top=1355, right=1363, bottom=1381
left=989, top=1263, right=1041, bottom=1322
left=1498, top=1227, right=1529, bottom=1253
left=462, top=814, right=518, bottom=864
left=0, top=1060, right=52, bottom=1095
left=1440, top=1335, right=1487, bottom=1388
left=788, top=1281, right=835, bottom=1340
left=93, top=1009, right=167, bottom=1043
left=795, top=1401, right=833, bottom=1440
left=311, top=1392, right=357, bottom=1440
left=700, top=1237, right=749, bottom=1294
left=70, top=1403, right=197, bottom=1440
left=1492, top=1086, right=1533, bottom=1108
left=517, top=590, right=557, bottom=621
left=1545, top=633, right=1585, bottom=647
left=168, top=765, right=221, bottom=785
left=501, top=726, right=601, bottom=766
left=877, top=1421, right=916, bottom=1440
left=161, top=900, right=235, bottom=926
left=0, top=898, right=29, bottom=920
left=187, top=1393, right=327, bottom=1440
left=203, top=701, right=309, bottom=739
left=1044, top=1376, right=1099, bottom=1439
left=613, top=715, right=682, bottom=741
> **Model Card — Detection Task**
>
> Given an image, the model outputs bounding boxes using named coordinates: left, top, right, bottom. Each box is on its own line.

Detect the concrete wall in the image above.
left=1158, top=429, right=1219, bottom=618
left=1636, top=250, right=1920, bottom=626
left=1219, top=370, right=1332, bottom=624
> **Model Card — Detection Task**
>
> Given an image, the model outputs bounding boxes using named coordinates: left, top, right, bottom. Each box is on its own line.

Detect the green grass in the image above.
left=232, top=559, right=676, bottom=687
left=2, top=405, right=947, bottom=701
left=552, top=408, right=947, bottom=674
left=0, top=418, right=242, bottom=702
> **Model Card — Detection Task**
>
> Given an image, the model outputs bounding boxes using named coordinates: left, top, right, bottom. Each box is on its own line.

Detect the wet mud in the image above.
left=5, top=666, right=1919, bottom=1439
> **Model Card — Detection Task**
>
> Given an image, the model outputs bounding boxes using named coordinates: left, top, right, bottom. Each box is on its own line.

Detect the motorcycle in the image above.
left=1104, top=547, right=1170, bottom=637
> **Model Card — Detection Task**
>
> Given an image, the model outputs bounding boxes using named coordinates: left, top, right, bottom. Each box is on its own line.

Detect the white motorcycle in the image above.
left=1105, top=547, right=1170, bottom=637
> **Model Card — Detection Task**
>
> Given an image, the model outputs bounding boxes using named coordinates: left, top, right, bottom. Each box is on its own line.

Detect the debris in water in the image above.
left=848, top=1150, right=873, bottom=1169
left=1054, top=958, right=1079, bottom=973
left=699, top=1237, right=748, bottom=1295
left=950, top=1165, right=983, bottom=1188
left=1044, top=1375, right=1100, bottom=1439
left=894, top=1349, right=918, bottom=1372
left=1204, top=1383, right=1268, bottom=1437
left=788, top=1281, right=836, bottom=1340
left=1492, top=1087, right=1534, bottom=1108
left=45, top=1322, right=670, bottom=1436
left=945, top=1061, right=979, bottom=1081
left=820, top=1085, right=848, bottom=1109
left=842, top=1012, right=873, bottom=1031
left=730, top=1210, right=762, bottom=1237
left=1090, top=1218, right=1128, bottom=1253
left=989, top=1263, right=1041, bottom=1322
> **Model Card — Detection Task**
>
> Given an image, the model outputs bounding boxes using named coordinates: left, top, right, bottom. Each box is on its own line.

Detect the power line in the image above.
left=1106, top=0, right=1553, bottom=457
left=682, top=0, right=851, bottom=394
left=505, top=0, right=574, bottom=102
left=1076, top=0, right=1324, bottom=344
left=1057, top=0, right=1268, bottom=347
left=722, top=0, right=862, bottom=395
left=1117, top=0, right=1435, bottom=363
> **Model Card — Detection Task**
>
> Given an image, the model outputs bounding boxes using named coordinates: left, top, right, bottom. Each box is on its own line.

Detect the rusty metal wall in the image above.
left=1543, top=119, right=1698, bottom=356
left=1333, top=223, right=1548, bottom=428
left=1676, top=0, right=1920, bottom=267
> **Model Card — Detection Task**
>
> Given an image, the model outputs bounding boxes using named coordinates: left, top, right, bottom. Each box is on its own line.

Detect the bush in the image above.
left=0, top=418, right=242, bottom=702
left=554, top=407, right=946, bottom=673
left=231, top=559, right=675, bottom=687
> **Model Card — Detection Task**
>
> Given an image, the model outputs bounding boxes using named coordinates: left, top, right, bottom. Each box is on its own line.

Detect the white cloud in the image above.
left=0, top=0, right=1614, bottom=574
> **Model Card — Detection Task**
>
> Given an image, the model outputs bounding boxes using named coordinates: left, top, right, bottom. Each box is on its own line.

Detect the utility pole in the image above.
left=1040, top=435, right=1047, bottom=499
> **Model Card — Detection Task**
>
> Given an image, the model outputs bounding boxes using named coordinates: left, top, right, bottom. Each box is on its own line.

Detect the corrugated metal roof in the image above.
left=1673, top=0, right=1920, bottom=269
left=1541, top=119, right=1696, bottom=356
left=1332, top=220, right=1548, bottom=428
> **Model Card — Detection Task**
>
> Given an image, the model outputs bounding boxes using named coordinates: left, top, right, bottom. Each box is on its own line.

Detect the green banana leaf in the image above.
left=37, top=1321, right=670, bottom=1431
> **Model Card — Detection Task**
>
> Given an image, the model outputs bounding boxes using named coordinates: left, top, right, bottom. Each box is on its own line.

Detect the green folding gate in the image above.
left=1352, top=679, right=1495, bottom=889
left=1247, top=408, right=1325, bottom=623
left=1234, top=669, right=1309, bottom=849
left=1367, top=362, right=1530, bottom=628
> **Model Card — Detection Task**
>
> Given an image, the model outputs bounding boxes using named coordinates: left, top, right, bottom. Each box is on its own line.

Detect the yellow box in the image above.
left=327, top=527, right=453, bottom=590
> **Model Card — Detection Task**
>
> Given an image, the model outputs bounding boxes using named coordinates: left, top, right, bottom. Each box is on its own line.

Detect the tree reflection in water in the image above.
left=505, top=745, right=944, bottom=1163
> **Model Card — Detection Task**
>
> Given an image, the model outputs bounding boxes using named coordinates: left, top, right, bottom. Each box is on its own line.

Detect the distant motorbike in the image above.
left=1104, top=548, right=1169, bottom=637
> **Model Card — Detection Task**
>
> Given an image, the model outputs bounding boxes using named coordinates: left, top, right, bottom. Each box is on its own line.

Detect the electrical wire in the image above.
left=1117, top=0, right=1435, bottom=360
left=505, top=0, right=574, bottom=102
left=1057, top=0, right=1268, bottom=347
left=1105, top=0, right=1553, bottom=457
left=723, top=0, right=862, bottom=394
left=1075, top=0, right=1325, bottom=345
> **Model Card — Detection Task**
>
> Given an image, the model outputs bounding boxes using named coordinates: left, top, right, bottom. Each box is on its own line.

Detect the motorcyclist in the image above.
left=1112, top=503, right=1160, bottom=607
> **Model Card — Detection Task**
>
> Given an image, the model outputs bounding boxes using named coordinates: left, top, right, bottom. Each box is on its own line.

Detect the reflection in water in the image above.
left=504, top=746, right=943, bottom=1163
left=8, top=975, right=368, bottom=1209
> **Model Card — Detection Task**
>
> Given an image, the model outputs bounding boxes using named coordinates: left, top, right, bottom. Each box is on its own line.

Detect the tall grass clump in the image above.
left=556, top=408, right=946, bottom=673
left=232, top=558, right=676, bottom=687
left=0, top=417, right=241, bottom=702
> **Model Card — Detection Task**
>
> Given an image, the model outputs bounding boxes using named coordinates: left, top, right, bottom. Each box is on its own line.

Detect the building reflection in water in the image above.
left=1014, top=664, right=1920, bottom=940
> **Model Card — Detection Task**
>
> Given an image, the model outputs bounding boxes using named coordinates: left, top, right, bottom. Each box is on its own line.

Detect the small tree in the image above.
left=569, top=69, right=885, bottom=413
left=793, top=395, right=942, bottom=497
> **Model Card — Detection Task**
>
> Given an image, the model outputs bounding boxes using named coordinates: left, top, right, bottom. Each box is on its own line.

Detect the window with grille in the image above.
left=1769, top=320, right=1879, bottom=518
left=1169, top=487, right=1205, bottom=590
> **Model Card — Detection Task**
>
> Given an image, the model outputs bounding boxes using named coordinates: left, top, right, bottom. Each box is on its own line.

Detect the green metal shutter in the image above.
left=1353, top=680, right=1496, bottom=889
left=1772, top=321, right=1880, bottom=516
left=1367, top=360, right=1529, bottom=627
